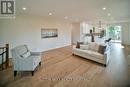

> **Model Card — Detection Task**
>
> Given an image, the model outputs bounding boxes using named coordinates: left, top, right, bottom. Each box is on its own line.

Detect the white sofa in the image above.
left=73, top=42, right=110, bottom=66
left=11, top=45, right=41, bottom=76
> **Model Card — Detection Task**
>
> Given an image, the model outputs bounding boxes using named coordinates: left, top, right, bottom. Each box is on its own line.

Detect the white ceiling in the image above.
left=16, top=0, right=130, bottom=23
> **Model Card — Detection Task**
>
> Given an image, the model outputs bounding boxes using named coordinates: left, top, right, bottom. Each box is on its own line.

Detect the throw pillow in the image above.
left=21, top=51, right=31, bottom=58
left=76, top=42, right=84, bottom=48
left=98, top=45, right=106, bottom=54
left=78, top=42, right=84, bottom=44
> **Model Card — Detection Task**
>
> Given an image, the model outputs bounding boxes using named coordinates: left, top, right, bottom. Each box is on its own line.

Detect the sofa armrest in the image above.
left=104, top=50, right=108, bottom=55
left=104, top=46, right=110, bottom=65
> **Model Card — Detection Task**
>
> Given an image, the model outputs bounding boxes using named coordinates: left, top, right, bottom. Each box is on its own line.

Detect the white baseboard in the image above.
left=42, top=44, right=71, bottom=52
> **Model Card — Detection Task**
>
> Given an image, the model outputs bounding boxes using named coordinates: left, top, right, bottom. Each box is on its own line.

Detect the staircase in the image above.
left=0, top=44, right=9, bottom=70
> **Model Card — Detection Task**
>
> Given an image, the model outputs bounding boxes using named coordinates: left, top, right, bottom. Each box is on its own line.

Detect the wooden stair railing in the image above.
left=0, top=44, right=9, bottom=70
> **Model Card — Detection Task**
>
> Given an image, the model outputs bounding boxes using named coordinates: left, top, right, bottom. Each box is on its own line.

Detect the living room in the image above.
left=0, top=0, right=130, bottom=87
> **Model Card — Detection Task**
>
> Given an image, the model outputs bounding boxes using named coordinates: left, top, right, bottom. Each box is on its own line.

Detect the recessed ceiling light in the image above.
left=64, top=16, right=68, bottom=19
left=102, top=7, right=106, bottom=10
left=49, top=13, right=52, bottom=16
left=22, top=7, right=26, bottom=10
left=108, top=13, right=111, bottom=16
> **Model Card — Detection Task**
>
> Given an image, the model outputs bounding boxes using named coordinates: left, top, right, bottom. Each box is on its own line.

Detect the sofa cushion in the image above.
left=88, top=42, right=97, bottom=51
left=98, top=45, right=106, bottom=54
left=95, top=43, right=100, bottom=52
left=75, top=49, right=93, bottom=57
left=80, top=45, right=89, bottom=50
left=90, top=51, right=104, bottom=60
left=21, top=51, right=31, bottom=58
left=78, top=50, right=104, bottom=60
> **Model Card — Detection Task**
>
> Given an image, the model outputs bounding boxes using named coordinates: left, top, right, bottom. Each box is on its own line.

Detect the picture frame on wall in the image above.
left=41, top=28, right=58, bottom=38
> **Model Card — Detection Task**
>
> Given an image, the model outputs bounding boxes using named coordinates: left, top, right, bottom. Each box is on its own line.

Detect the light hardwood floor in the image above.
left=0, top=43, right=130, bottom=87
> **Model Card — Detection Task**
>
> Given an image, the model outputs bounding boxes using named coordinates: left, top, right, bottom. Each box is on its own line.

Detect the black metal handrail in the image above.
left=0, top=44, right=9, bottom=70
left=0, top=51, right=6, bottom=56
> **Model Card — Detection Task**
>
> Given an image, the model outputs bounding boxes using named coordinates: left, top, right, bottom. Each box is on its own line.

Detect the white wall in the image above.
left=129, top=22, right=130, bottom=45
left=121, top=22, right=129, bottom=45
left=72, top=23, right=80, bottom=44
left=0, top=16, right=72, bottom=58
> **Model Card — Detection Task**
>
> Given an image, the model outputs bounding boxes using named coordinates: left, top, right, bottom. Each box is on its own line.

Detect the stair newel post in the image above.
left=5, top=44, right=9, bottom=68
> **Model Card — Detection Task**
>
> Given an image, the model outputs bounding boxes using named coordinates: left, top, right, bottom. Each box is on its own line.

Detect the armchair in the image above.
left=11, top=45, right=41, bottom=76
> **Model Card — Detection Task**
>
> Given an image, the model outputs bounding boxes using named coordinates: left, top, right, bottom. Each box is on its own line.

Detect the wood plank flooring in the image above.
left=0, top=43, right=130, bottom=87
